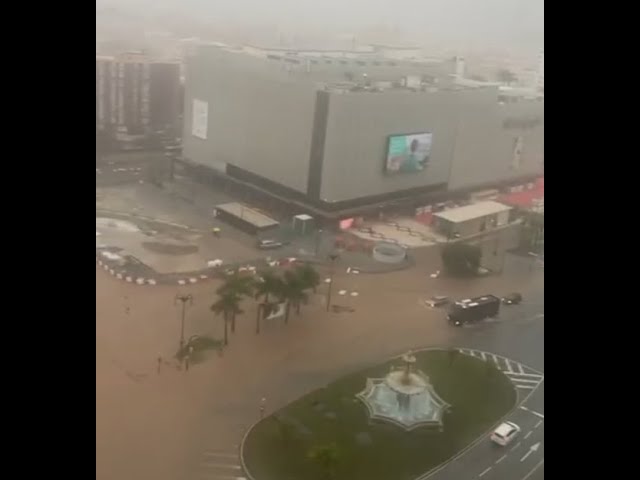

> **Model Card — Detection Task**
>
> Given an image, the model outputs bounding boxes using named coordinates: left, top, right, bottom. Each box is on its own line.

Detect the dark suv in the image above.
left=502, top=292, right=523, bottom=305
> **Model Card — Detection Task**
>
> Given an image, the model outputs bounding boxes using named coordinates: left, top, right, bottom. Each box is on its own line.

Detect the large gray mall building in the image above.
left=182, top=46, right=544, bottom=216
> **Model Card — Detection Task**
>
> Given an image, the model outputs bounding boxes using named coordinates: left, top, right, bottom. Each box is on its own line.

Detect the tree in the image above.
left=210, top=292, right=243, bottom=346
left=295, top=263, right=321, bottom=293
left=441, top=243, right=482, bottom=276
left=496, top=69, right=517, bottom=85
left=281, top=270, right=309, bottom=324
left=254, top=269, right=284, bottom=334
left=308, top=443, right=341, bottom=480
left=217, top=274, right=255, bottom=332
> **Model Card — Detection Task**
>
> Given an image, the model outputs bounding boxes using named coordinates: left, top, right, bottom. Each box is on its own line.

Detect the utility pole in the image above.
left=174, top=293, right=193, bottom=350
left=326, top=253, right=340, bottom=312
left=315, top=229, right=323, bottom=257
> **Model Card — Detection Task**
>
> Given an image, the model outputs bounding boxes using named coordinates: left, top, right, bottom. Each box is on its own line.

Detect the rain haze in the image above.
left=97, top=0, right=544, bottom=479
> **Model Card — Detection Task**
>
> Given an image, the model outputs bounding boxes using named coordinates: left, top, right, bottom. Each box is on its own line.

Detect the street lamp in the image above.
left=174, top=293, right=193, bottom=350
left=315, top=229, right=323, bottom=257
left=326, top=253, right=340, bottom=312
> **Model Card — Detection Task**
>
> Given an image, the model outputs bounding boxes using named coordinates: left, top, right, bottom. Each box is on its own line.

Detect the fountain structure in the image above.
left=356, top=351, right=450, bottom=431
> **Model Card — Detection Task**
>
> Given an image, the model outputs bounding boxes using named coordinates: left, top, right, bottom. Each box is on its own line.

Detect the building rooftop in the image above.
left=433, top=201, right=511, bottom=223
left=215, top=203, right=280, bottom=229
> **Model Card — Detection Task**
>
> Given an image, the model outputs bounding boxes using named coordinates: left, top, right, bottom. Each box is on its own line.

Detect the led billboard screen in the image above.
left=385, top=133, right=433, bottom=174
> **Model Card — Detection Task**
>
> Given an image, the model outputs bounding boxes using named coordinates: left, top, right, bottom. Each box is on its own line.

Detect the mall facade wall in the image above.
left=182, top=46, right=544, bottom=213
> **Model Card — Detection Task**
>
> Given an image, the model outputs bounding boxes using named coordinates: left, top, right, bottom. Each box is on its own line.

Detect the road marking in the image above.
left=520, top=442, right=540, bottom=462
left=524, top=431, right=533, bottom=439
left=520, top=406, right=545, bottom=419
left=511, top=442, right=521, bottom=452
left=517, top=363, right=525, bottom=374
left=201, top=463, right=242, bottom=470
left=503, top=358, right=514, bottom=373
left=521, top=459, right=544, bottom=480
left=479, top=466, right=492, bottom=477
left=516, top=384, right=535, bottom=389
left=534, top=420, right=542, bottom=429
left=198, top=476, right=246, bottom=480
left=495, top=454, right=508, bottom=464
left=510, top=377, right=540, bottom=384
left=507, top=372, right=543, bottom=378
left=204, top=452, right=237, bottom=459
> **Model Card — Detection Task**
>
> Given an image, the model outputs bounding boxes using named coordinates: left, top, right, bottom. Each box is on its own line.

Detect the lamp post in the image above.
left=315, top=229, right=323, bottom=257
left=174, top=293, right=193, bottom=350
left=326, top=253, right=340, bottom=312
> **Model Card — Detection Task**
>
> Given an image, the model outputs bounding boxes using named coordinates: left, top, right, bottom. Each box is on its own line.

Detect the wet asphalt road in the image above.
left=423, top=280, right=544, bottom=480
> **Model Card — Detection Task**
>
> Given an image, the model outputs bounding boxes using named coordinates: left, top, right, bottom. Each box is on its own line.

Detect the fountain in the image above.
left=356, top=351, right=450, bottom=431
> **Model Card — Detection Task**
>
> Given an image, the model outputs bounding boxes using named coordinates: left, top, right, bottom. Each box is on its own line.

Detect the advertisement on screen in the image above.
left=385, top=133, right=433, bottom=174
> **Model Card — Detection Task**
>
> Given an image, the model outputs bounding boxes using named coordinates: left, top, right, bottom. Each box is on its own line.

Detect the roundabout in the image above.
left=240, top=348, right=518, bottom=480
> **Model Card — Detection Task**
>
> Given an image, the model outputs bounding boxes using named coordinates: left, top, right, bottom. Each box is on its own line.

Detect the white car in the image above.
left=491, top=421, right=520, bottom=446
left=425, top=296, right=450, bottom=308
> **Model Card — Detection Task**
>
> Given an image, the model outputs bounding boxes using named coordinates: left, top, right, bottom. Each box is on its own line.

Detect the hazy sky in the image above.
left=98, top=0, right=543, bottom=52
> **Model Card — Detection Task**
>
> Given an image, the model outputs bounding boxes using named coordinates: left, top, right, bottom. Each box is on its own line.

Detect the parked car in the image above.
left=502, top=292, right=523, bottom=305
left=257, top=239, right=285, bottom=250
left=425, top=296, right=450, bottom=308
left=491, top=422, right=521, bottom=446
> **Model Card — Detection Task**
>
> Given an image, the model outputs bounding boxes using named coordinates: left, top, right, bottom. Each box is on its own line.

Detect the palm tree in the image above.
left=281, top=270, right=309, bottom=323
left=308, top=443, right=341, bottom=480
left=254, top=269, right=284, bottom=334
left=210, top=292, right=243, bottom=346
left=217, top=274, right=254, bottom=332
left=295, top=263, right=321, bottom=293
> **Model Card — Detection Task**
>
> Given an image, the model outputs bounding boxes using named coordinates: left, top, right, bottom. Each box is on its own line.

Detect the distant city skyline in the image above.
left=96, top=0, right=543, bottom=56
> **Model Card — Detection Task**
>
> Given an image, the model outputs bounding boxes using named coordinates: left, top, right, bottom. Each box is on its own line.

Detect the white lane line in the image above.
left=204, top=452, right=237, bottom=459
left=517, top=363, right=525, bottom=374
left=511, top=442, right=522, bottom=452
left=201, top=463, right=242, bottom=470
left=520, top=442, right=541, bottom=462
left=511, top=378, right=541, bottom=384
left=479, top=466, right=492, bottom=477
left=495, top=454, right=508, bottom=464
left=524, top=431, right=533, bottom=439
left=520, top=406, right=545, bottom=419
left=516, top=385, right=535, bottom=389
left=534, top=420, right=543, bottom=429
left=521, top=459, right=544, bottom=480
left=479, top=351, right=487, bottom=360
left=198, top=476, right=246, bottom=480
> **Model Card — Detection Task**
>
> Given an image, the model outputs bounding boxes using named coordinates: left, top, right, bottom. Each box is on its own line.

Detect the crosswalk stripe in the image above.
left=516, top=384, right=535, bottom=389
left=510, top=378, right=541, bottom=384
left=517, top=363, right=525, bottom=374
left=505, top=371, right=543, bottom=378
left=503, top=358, right=514, bottom=373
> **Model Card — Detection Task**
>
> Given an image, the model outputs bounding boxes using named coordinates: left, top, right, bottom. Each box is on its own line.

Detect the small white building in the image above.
left=433, top=201, right=512, bottom=238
